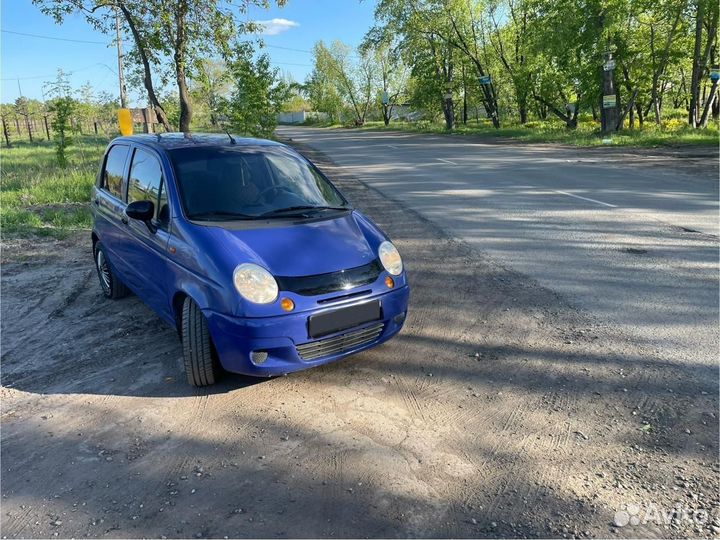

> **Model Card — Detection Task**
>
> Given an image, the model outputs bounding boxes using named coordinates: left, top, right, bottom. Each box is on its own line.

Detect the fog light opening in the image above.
left=384, top=276, right=395, bottom=289
left=280, top=297, right=295, bottom=312
left=393, top=312, right=406, bottom=325
left=251, top=351, right=269, bottom=365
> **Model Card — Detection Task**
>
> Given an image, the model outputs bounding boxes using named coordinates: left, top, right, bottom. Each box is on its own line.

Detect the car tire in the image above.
left=181, top=297, right=219, bottom=387
left=94, top=242, right=130, bottom=299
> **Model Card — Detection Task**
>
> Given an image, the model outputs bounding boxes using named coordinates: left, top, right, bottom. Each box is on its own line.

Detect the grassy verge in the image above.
left=1, top=135, right=110, bottom=238
left=295, top=117, right=719, bottom=147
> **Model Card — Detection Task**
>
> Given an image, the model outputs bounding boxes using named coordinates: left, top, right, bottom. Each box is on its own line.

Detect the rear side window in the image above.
left=102, top=145, right=129, bottom=199
left=128, top=148, right=169, bottom=227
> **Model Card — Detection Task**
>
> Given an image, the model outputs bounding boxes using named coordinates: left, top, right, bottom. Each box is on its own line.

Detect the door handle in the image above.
left=93, top=198, right=99, bottom=206
left=121, top=216, right=129, bottom=225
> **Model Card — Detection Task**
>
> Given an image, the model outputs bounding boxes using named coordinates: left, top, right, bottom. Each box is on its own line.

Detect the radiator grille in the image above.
left=296, top=323, right=384, bottom=361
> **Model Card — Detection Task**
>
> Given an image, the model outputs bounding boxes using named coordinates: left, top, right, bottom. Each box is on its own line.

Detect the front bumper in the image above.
left=204, top=285, right=409, bottom=376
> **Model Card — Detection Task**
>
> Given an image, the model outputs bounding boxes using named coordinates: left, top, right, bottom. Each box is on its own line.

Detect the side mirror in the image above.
left=126, top=200, right=154, bottom=221
left=125, top=200, right=156, bottom=232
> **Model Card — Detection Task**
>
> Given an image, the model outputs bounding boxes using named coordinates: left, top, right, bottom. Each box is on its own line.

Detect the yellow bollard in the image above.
left=117, top=108, right=133, bottom=136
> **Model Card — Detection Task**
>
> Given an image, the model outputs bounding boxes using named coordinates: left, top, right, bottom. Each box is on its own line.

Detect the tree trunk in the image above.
left=175, top=0, right=192, bottom=132
left=462, top=67, right=468, bottom=125
left=25, top=115, right=33, bottom=143
left=2, top=118, right=11, bottom=147
left=443, top=97, right=455, bottom=130
left=518, top=101, right=527, bottom=124
left=533, top=94, right=579, bottom=129
left=44, top=115, right=50, bottom=140
left=689, top=0, right=705, bottom=126
left=699, top=79, right=718, bottom=127
left=118, top=2, right=171, bottom=132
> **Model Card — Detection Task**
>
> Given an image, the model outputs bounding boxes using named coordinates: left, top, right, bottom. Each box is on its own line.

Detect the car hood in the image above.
left=211, top=212, right=378, bottom=277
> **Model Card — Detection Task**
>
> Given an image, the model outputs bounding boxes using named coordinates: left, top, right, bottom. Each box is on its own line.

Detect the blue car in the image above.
left=91, top=133, right=409, bottom=386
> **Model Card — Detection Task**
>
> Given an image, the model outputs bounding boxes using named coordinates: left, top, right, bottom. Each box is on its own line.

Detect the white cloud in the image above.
left=254, top=18, right=300, bottom=36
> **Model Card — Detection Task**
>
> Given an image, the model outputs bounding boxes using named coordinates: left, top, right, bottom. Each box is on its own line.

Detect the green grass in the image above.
left=307, top=115, right=719, bottom=147
left=1, top=134, right=109, bottom=238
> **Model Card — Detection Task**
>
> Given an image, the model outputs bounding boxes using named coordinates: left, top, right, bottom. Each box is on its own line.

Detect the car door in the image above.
left=117, top=146, right=173, bottom=321
left=93, top=144, right=132, bottom=281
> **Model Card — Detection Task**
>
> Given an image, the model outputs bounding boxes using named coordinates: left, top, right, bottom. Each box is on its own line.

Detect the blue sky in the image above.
left=0, top=0, right=377, bottom=104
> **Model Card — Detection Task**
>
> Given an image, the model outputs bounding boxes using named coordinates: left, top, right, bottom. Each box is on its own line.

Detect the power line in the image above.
left=0, top=63, right=114, bottom=81
left=1, top=28, right=108, bottom=45
left=263, top=44, right=312, bottom=54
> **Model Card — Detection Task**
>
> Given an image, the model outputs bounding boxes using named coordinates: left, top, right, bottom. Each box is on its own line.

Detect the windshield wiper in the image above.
left=188, top=211, right=256, bottom=221
left=259, top=205, right=349, bottom=218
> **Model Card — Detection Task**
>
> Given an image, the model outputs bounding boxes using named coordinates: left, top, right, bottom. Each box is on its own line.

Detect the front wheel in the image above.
left=181, top=297, right=220, bottom=387
left=94, top=242, right=129, bottom=299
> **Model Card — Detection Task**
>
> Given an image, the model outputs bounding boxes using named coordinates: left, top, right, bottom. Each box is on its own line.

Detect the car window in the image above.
left=168, top=146, right=347, bottom=220
left=102, top=145, right=129, bottom=199
left=128, top=148, right=169, bottom=227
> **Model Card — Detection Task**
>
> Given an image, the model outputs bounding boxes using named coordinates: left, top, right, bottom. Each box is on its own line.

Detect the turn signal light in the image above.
left=280, top=297, right=295, bottom=312
left=385, top=276, right=395, bottom=289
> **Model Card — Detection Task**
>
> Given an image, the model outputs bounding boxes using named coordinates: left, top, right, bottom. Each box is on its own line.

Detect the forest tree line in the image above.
left=303, top=0, right=719, bottom=131
left=4, top=0, right=718, bottom=153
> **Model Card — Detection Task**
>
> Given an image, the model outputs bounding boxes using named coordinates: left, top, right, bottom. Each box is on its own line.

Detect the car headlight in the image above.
left=233, top=263, right=278, bottom=304
left=378, top=241, right=403, bottom=276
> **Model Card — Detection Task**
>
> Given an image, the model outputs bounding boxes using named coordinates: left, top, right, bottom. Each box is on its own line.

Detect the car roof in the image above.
left=113, top=132, right=285, bottom=152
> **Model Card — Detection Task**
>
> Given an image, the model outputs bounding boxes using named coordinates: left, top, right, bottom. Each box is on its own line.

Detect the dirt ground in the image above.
left=1, top=143, right=718, bottom=539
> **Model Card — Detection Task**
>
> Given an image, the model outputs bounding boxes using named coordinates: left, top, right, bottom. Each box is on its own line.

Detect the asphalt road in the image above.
left=278, top=126, right=719, bottom=369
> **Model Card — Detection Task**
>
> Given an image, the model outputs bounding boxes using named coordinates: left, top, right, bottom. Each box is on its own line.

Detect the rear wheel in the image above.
left=94, top=242, right=129, bottom=299
left=181, top=297, right=220, bottom=387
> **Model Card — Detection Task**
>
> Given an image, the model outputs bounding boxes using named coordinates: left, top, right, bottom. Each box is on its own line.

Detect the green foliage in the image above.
left=45, top=70, right=77, bottom=168
left=1, top=134, right=108, bottom=237
left=305, top=69, right=344, bottom=123
left=366, top=0, right=719, bottom=134
left=309, top=40, right=378, bottom=125
left=225, top=43, right=290, bottom=138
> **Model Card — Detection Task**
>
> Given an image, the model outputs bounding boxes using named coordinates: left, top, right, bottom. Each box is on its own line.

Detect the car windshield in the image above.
left=169, top=145, right=348, bottom=220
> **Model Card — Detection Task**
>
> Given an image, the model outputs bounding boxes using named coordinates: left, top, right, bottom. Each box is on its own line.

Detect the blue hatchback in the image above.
left=91, top=133, right=409, bottom=386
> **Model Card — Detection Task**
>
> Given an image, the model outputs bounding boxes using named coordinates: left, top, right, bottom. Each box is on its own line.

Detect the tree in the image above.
left=688, top=0, right=719, bottom=126
left=1, top=104, right=13, bottom=147
left=191, top=59, right=231, bottom=127
left=280, top=78, right=312, bottom=113
left=372, top=0, right=459, bottom=129
left=311, top=40, right=377, bottom=126
left=305, top=69, right=344, bottom=123
left=362, top=32, right=409, bottom=125
left=33, top=1, right=172, bottom=131
left=33, top=0, right=287, bottom=133
left=14, top=97, right=35, bottom=143
left=225, top=43, right=289, bottom=138
left=45, top=70, right=76, bottom=167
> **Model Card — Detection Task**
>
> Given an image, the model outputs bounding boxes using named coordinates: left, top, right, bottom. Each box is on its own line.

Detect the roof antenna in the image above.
left=224, top=128, right=236, bottom=145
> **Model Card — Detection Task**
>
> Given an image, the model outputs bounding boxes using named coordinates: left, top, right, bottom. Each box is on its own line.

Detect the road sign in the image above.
left=710, top=68, right=720, bottom=82
left=443, top=92, right=453, bottom=99
left=382, top=91, right=389, bottom=105
left=603, top=59, right=616, bottom=71
left=479, top=75, right=491, bottom=85
left=602, top=94, right=617, bottom=109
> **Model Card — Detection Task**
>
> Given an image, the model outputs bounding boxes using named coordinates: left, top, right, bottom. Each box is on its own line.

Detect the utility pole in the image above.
left=115, top=5, right=128, bottom=108
left=601, top=48, right=619, bottom=134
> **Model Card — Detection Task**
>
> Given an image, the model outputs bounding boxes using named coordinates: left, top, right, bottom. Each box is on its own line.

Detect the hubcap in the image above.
left=96, top=249, right=111, bottom=290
